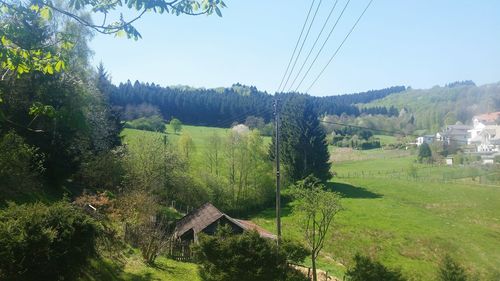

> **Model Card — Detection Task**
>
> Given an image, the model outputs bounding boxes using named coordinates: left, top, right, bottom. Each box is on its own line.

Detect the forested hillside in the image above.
left=109, top=81, right=404, bottom=126
left=363, top=82, right=500, bottom=132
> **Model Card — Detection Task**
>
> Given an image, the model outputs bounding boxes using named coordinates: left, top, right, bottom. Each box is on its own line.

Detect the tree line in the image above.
left=108, top=81, right=405, bottom=126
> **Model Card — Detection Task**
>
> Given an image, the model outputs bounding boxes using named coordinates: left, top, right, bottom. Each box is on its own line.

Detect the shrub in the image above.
left=0, top=202, right=100, bottom=281
left=124, top=115, right=166, bottom=132
left=0, top=132, right=44, bottom=197
left=193, top=226, right=308, bottom=281
left=437, top=255, right=468, bottom=281
left=345, top=254, right=407, bottom=281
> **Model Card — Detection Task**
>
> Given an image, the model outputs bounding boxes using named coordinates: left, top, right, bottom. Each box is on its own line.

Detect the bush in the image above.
left=345, top=254, right=406, bottom=281
left=124, top=115, right=166, bottom=132
left=437, top=255, right=468, bottom=281
left=193, top=226, right=308, bottom=281
left=0, top=132, right=44, bottom=197
left=0, top=202, right=100, bottom=281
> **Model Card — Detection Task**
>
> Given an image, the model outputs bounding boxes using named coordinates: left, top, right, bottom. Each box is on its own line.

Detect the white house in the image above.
left=467, top=112, right=500, bottom=151
left=416, top=135, right=434, bottom=146
left=478, top=125, right=500, bottom=152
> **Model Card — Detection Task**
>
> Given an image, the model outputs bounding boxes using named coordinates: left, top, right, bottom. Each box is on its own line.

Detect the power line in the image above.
left=286, top=0, right=341, bottom=92
left=292, top=0, right=352, bottom=92
left=281, top=0, right=323, bottom=92
left=305, top=0, right=374, bottom=93
left=276, top=0, right=317, bottom=93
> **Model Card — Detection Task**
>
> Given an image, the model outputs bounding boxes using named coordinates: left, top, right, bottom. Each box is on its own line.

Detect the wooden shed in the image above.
left=173, top=202, right=276, bottom=242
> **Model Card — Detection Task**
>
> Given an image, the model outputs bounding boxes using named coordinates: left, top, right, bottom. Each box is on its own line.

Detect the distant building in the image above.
left=416, top=135, right=434, bottom=146
left=467, top=112, right=500, bottom=151
left=478, top=125, right=500, bottom=152
left=473, top=112, right=500, bottom=125
left=445, top=157, right=454, bottom=165
left=438, top=123, right=471, bottom=146
left=173, top=203, right=275, bottom=243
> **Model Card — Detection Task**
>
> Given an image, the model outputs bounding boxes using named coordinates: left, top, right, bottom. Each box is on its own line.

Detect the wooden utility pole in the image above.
left=274, top=98, right=282, bottom=245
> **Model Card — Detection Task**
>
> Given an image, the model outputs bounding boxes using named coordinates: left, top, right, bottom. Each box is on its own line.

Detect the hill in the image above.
left=363, top=82, right=500, bottom=132
left=109, top=81, right=405, bottom=126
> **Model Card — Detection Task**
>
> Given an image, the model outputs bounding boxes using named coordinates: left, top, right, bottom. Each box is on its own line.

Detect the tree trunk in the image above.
left=312, top=252, right=317, bottom=281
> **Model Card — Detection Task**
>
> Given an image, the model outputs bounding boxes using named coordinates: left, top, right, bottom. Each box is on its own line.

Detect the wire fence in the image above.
left=335, top=165, right=500, bottom=186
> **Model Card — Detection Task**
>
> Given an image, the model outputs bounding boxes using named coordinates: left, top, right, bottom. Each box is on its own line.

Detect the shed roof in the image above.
left=174, top=202, right=276, bottom=239
left=174, top=202, right=225, bottom=238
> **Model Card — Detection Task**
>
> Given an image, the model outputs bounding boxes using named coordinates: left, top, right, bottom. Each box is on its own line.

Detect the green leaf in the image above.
left=55, top=60, right=64, bottom=72
left=115, top=30, right=126, bottom=38
left=44, top=64, right=54, bottom=75
left=40, top=7, right=53, bottom=21
left=215, top=6, right=222, bottom=17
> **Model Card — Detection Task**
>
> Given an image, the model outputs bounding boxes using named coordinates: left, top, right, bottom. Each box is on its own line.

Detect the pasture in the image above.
left=122, top=127, right=500, bottom=280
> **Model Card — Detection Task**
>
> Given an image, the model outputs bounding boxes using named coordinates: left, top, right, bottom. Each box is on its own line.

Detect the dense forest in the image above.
left=108, top=81, right=405, bottom=126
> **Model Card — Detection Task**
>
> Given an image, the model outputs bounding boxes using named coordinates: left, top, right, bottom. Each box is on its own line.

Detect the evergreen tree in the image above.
left=270, top=95, right=331, bottom=182
left=418, top=143, right=433, bottom=163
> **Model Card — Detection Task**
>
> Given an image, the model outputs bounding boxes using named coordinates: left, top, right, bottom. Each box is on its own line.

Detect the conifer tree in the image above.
left=270, top=95, right=331, bottom=182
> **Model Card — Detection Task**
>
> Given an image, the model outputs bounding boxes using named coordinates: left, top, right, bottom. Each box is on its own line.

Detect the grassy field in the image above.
left=80, top=251, right=200, bottom=281
left=122, top=125, right=271, bottom=172
left=254, top=147, right=500, bottom=280
left=122, top=127, right=500, bottom=280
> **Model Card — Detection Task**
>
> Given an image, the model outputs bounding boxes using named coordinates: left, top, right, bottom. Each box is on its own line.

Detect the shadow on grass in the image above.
left=325, top=182, right=382, bottom=199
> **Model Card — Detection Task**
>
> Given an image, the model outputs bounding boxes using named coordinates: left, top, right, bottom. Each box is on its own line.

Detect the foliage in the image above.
left=193, top=226, right=308, bottom=281
left=0, top=131, right=44, bottom=197
left=0, top=201, right=100, bottom=281
left=0, top=0, right=226, bottom=77
left=76, top=148, right=126, bottom=191
left=110, top=82, right=405, bottom=127
left=437, top=255, right=468, bottom=281
left=345, top=254, right=407, bottom=281
left=290, top=175, right=342, bottom=281
left=270, top=95, right=331, bottom=182
left=366, top=83, right=500, bottom=132
left=170, top=117, right=183, bottom=134
left=124, top=134, right=208, bottom=207
left=124, top=115, right=166, bottom=132
left=244, top=115, right=265, bottom=130
left=418, top=143, right=433, bottom=163
left=178, top=131, right=195, bottom=160
left=207, top=130, right=274, bottom=215
left=0, top=7, right=123, bottom=185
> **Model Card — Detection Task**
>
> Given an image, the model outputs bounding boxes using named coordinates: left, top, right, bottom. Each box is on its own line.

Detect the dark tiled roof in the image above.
left=174, top=202, right=224, bottom=238
left=174, top=202, right=275, bottom=239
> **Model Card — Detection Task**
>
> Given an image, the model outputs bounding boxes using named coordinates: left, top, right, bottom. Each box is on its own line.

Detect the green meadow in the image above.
left=122, top=126, right=500, bottom=280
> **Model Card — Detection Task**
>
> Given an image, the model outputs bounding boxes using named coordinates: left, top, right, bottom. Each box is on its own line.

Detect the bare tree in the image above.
left=291, top=176, right=342, bottom=281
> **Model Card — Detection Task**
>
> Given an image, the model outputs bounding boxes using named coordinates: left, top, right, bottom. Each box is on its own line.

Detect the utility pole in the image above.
left=274, top=98, right=282, bottom=246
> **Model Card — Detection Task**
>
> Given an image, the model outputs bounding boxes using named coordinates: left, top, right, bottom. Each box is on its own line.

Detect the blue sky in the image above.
left=89, top=0, right=500, bottom=96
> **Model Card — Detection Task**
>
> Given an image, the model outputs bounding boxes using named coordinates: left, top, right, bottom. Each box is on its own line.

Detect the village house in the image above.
left=437, top=123, right=471, bottom=146
left=416, top=135, right=434, bottom=146
left=478, top=125, right=500, bottom=152
left=173, top=203, right=276, bottom=243
left=466, top=112, right=500, bottom=152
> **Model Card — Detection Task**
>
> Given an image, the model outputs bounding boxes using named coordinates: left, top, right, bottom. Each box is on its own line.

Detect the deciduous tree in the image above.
left=291, top=176, right=342, bottom=281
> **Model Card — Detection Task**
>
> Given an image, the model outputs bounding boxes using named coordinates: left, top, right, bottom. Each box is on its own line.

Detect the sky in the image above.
left=89, top=0, right=500, bottom=96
